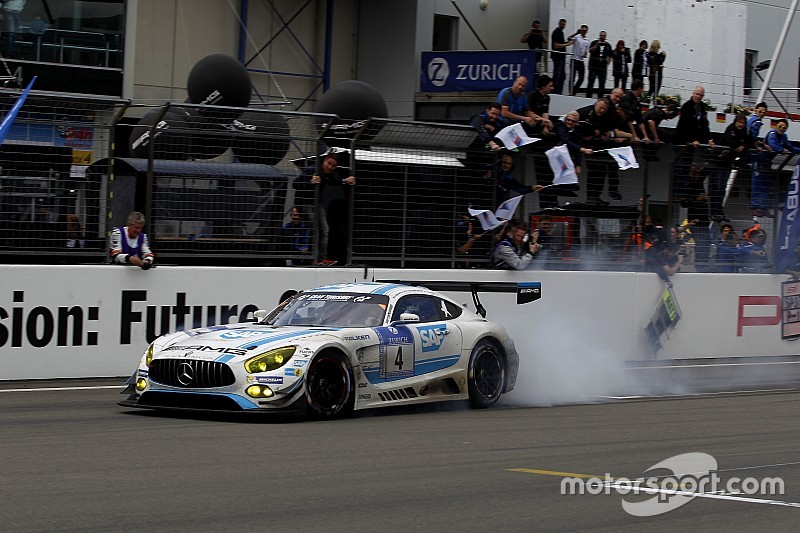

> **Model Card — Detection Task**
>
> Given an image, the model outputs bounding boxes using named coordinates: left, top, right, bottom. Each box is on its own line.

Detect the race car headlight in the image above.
left=145, top=343, right=155, bottom=367
left=245, top=346, right=295, bottom=373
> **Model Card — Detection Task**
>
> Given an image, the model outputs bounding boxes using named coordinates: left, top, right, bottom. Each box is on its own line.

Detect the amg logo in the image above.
left=520, top=288, right=540, bottom=294
left=165, top=345, right=248, bottom=356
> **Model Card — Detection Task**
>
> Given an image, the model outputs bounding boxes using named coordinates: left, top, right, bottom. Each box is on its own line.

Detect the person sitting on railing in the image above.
left=526, top=75, right=554, bottom=134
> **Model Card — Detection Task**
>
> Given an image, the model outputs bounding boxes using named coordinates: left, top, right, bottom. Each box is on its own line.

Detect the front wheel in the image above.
left=467, top=340, right=505, bottom=409
left=305, top=353, right=354, bottom=418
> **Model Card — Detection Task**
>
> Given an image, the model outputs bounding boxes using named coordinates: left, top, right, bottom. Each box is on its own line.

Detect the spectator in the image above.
left=679, top=165, right=712, bottom=271
left=65, top=214, right=86, bottom=249
left=576, top=98, right=615, bottom=205
left=282, top=206, right=311, bottom=266
left=550, top=18, right=572, bottom=94
left=569, top=24, right=590, bottom=96
left=646, top=40, right=666, bottom=102
left=520, top=20, right=548, bottom=72
left=738, top=228, right=770, bottom=272
left=748, top=102, right=769, bottom=214
left=644, top=226, right=684, bottom=287
left=623, top=79, right=647, bottom=142
left=758, top=119, right=800, bottom=217
left=536, top=110, right=589, bottom=208
left=675, top=86, right=714, bottom=196
left=469, top=102, right=507, bottom=152
left=533, top=215, right=567, bottom=267
left=747, top=102, right=768, bottom=146
left=784, top=242, right=800, bottom=280
left=586, top=30, right=613, bottom=98
left=712, top=113, right=752, bottom=219
left=527, top=74, right=555, bottom=134
left=109, top=211, right=155, bottom=269
left=455, top=218, right=487, bottom=268
left=484, top=152, right=543, bottom=199
left=27, top=14, right=46, bottom=55
left=2, top=0, right=26, bottom=59
left=642, top=102, right=678, bottom=144
left=631, top=40, right=648, bottom=85
left=492, top=223, right=540, bottom=270
left=611, top=40, right=631, bottom=91
left=293, top=151, right=356, bottom=266
left=497, top=76, right=536, bottom=129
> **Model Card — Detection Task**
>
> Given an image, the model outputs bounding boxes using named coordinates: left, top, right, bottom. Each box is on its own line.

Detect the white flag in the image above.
left=494, top=195, right=523, bottom=222
left=607, top=146, right=639, bottom=170
left=495, top=122, right=541, bottom=150
left=545, top=145, right=579, bottom=185
left=468, top=208, right=501, bottom=231
left=468, top=195, right=523, bottom=231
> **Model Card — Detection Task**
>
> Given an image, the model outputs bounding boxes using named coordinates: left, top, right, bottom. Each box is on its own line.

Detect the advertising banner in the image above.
left=420, top=50, right=536, bottom=92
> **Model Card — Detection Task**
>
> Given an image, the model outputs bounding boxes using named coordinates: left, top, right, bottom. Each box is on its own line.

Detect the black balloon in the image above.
left=129, top=108, right=189, bottom=160
left=187, top=54, right=252, bottom=117
left=315, top=80, right=388, bottom=145
left=181, top=106, right=231, bottom=160
left=228, top=111, right=291, bottom=166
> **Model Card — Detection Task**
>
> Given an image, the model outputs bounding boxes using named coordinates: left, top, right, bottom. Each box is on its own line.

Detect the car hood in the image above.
left=154, top=324, right=341, bottom=361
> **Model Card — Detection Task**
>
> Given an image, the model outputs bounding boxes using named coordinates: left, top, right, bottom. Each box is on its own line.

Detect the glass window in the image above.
left=11, top=0, right=124, bottom=68
left=391, top=295, right=440, bottom=323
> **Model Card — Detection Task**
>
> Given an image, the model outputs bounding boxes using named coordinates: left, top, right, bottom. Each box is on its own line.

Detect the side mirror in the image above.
left=391, top=312, right=419, bottom=326
left=253, top=309, right=269, bottom=322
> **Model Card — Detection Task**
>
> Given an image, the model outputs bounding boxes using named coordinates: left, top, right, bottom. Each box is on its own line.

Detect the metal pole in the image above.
left=756, top=0, right=799, bottom=106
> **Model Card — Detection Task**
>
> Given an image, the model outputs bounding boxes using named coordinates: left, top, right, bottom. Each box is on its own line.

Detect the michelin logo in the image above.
left=418, top=324, right=446, bottom=352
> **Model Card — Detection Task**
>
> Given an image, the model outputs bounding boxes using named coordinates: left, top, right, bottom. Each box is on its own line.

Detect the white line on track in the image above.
left=602, top=481, right=800, bottom=508
left=0, top=385, right=123, bottom=393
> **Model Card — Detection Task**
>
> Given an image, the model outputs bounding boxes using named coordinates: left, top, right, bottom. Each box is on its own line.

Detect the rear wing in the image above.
left=377, top=280, right=540, bottom=318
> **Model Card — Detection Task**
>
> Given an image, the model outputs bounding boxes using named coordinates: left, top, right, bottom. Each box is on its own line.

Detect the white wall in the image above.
left=1, top=265, right=796, bottom=380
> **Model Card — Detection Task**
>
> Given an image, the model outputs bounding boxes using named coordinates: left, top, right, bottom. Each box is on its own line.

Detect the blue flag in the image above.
left=0, top=76, right=36, bottom=145
left=775, top=164, right=800, bottom=273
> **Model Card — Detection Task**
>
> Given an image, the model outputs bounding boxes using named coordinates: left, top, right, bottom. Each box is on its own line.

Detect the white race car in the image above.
left=120, top=281, right=521, bottom=417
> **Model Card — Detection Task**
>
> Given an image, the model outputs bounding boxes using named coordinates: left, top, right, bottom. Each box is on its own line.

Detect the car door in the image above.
left=374, top=294, right=462, bottom=380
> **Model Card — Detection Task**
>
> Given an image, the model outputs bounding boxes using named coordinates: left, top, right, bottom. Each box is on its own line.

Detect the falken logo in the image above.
left=219, top=331, right=264, bottom=339
left=418, top=324, right=446, bottom=352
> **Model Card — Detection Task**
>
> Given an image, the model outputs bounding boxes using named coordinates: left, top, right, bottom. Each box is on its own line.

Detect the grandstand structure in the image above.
left=0, top=0, right=797, bottom=271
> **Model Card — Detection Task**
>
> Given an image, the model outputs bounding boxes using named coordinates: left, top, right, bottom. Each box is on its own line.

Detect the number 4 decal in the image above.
left=394, top=346, right=403, bottom=370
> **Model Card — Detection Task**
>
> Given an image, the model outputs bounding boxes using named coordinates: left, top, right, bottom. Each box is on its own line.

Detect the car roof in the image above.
left=305, top=282, right=434, bottom=297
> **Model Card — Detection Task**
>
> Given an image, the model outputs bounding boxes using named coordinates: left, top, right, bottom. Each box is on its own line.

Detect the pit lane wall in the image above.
left=0, top=265, right=797, bottom=380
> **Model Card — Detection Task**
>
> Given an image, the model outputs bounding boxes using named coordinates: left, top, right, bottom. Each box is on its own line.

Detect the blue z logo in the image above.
left=418, top=324, right=446, bottom=352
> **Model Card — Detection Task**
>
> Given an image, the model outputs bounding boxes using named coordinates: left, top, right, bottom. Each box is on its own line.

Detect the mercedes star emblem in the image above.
left=177, top=362, right=194, bottom=386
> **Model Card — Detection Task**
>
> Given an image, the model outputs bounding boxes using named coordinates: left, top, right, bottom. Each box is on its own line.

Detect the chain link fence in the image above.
left=0, top=88, right=792, bottom=272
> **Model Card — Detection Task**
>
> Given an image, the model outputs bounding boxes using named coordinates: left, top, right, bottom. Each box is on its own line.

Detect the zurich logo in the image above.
left=427, top=57, right=450, bottom=87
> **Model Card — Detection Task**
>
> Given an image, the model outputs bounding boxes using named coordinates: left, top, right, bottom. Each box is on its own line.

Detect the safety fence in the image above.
left=0, top=88, right=792, bottom=272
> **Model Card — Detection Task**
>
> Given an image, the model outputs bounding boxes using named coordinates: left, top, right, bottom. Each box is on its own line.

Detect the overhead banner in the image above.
left=420, top=50, right=536, bottom=92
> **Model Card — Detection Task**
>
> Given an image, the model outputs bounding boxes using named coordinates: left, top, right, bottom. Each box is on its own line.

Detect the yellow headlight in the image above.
left=145, top=344, right=155, bottom=367
left=135, top=378, right=148, bottom=391
left=245, top=385, right=274, bottom=398
left=245, top=346, right=296, bottom=373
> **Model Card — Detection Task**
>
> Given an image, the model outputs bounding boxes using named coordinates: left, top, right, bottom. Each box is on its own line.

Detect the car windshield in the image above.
left=264, top=293, right=389, bottom=327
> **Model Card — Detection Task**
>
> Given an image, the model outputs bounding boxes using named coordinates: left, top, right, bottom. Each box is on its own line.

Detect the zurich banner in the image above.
left=775, top=165, right=800, bottom=273
left=420, top=50, right=536, bottom=92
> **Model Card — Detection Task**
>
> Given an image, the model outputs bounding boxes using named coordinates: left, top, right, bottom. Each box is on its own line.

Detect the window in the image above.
left=391, top=295, right=440, bottom=323
left=744, top=49, right=757, bottom=96
left=432, top=15, right=458, bottom=52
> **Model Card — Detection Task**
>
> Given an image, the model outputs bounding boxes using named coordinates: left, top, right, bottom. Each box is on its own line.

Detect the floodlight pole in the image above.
left=756, top=0, right=799, bottom=107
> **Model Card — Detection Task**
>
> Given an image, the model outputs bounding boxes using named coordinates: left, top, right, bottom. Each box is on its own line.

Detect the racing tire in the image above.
left=305, top=353, right=354, bottom=418
left=467, top=340, right=506, bottom=409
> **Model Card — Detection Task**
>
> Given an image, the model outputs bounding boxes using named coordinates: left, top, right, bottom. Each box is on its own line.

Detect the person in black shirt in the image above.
left=526, top=75, right=554, bottom=134
left=520, top=20, right=548, bottom=73
left=586, top=30, right=613, bottom=98
left=550, top=18, right=572, bottom=94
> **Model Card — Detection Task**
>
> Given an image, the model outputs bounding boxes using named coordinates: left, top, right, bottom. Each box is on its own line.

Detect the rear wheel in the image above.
left=467, top=340, right=505, bottom=408
left=306, top=353, right=354, bottom=418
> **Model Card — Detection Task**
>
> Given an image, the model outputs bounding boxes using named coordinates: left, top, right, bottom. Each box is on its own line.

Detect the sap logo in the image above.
left=219, top=331, right=264, bottom=339
left=293, top=359, right=308, bottom=367
left=418, top=324, right=446, bottom=352
left=427, top=58, right=450, bottom=87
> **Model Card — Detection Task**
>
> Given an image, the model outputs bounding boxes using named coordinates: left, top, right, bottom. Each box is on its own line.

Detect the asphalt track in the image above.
left=1, top=380, right=799, bottom=532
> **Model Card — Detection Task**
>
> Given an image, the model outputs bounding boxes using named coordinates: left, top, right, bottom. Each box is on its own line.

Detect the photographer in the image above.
left=109, top=211, right=155, bottom=270
left=491, top=223, right=540, bottom=270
